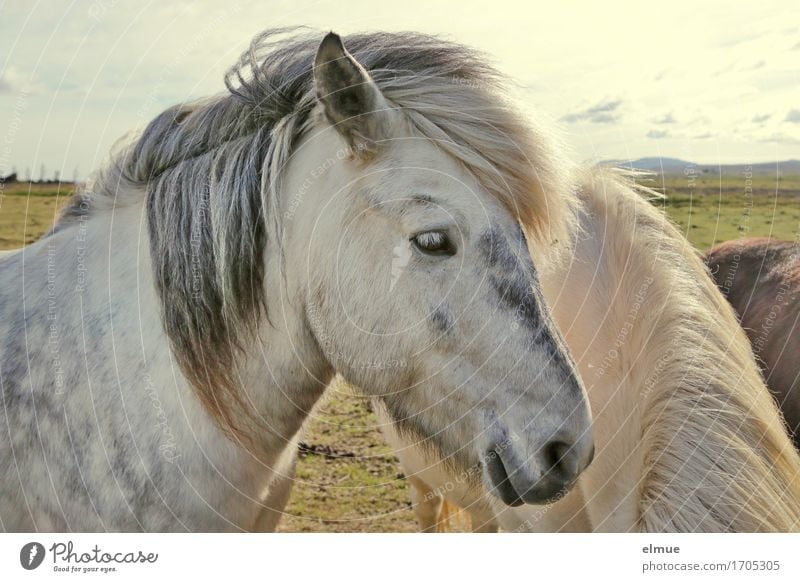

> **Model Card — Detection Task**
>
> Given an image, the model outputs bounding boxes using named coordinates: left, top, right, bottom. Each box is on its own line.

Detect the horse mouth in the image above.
left=482, top=445, right=574, bottom=506
left=483, top=447, right=525, bottom=506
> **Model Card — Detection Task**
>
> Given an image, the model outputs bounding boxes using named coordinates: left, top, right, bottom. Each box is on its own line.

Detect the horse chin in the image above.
left=378, top=406, right=479, bottom=476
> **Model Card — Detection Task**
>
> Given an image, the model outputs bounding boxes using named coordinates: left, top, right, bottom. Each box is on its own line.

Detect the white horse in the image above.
left=0, top=30, right=594, bottom=531
left=379, top=169, right=800, bottom=532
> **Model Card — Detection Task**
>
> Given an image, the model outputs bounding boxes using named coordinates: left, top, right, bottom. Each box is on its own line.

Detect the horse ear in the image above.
left=313, top=32, right=390, bottom=155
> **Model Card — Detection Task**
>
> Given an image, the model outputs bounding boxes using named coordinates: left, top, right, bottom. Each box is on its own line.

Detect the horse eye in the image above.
left=412, top=231, right=455, bottom=256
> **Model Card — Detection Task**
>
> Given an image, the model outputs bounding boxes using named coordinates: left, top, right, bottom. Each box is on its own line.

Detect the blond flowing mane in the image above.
left=572, top=169, right=800, bottom=531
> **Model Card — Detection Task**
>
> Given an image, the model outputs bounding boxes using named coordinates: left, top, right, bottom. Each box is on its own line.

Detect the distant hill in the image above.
left=601, top=158, right=800, bottom=175
left=602, top=157, right=691, bottom=172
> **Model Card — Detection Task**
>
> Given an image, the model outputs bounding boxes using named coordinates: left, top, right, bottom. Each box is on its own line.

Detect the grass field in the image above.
left=1, top=172, right=799, bottom=532
left=642, top=172, right=800, bottom=249
left=0, top=182, right=73, bottom=248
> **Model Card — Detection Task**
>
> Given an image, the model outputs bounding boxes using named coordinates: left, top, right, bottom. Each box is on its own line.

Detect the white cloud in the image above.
left=784, top=110, right=800, bottom=124
left=762, top=133, right=800, bottom=145
left=561, top=99, right=623, bottom=124
left=654, top=113, right=677, bottom=125
left=647, top=129, right=670, bottom=139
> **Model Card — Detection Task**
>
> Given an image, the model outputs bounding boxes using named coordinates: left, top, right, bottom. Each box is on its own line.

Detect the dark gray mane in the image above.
left=58, top=28, right=571, bottom=437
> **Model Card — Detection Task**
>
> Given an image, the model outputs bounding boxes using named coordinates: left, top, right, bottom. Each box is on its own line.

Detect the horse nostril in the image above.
left=544, top=440, right=581, bottom=481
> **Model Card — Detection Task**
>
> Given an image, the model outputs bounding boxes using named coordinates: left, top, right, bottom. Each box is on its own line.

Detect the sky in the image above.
left=1, top=0, right=799, bottom=181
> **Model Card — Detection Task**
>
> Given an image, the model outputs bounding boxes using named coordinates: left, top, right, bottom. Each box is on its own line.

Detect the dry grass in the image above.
left=0, top=182, right=73, bottom=248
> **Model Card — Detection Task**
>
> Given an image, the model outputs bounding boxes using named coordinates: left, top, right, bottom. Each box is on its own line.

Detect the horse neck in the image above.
left=210, top=186, right=335, bottom=450
left=538, top=194, right=650, bottom=529
left=62, top=186, right=332, bottom=457
left=540, top=170, right=800, bottom=531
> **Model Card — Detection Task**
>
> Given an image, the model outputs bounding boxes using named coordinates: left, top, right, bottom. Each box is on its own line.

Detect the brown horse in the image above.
left=706, top=238, right=800, bottom=447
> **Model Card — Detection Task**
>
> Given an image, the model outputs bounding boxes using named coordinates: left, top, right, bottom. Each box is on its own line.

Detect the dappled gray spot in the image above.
left=479, top=226, right=520, bottom=272
left=429, top=305, right=454, bottom=334
left=476, top=225, right=579, bottom=386
left=488, top=272, right=541, bottom=333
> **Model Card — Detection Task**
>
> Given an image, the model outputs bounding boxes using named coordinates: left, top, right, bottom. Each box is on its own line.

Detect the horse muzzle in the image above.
left=481, top=432, right=594, bottom=506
